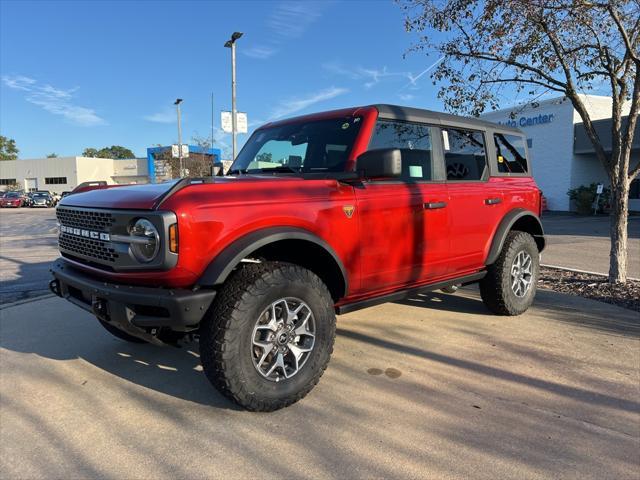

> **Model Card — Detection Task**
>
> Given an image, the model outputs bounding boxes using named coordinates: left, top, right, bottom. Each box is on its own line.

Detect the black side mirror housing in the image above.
left=356, top=148, right=402, bottom=179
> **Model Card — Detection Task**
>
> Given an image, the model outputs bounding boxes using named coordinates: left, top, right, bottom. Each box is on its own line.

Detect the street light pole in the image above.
left=224, top=31, right=243, bottom=161
left=174, top=98, right=183, bottom=177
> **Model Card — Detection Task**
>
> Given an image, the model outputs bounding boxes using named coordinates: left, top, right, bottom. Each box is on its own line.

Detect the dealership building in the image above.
left=0, top=145, right=223, bottom=194
left=0, top=156, right=150, bottom=193
left=481, top=94, right=639, bottom=212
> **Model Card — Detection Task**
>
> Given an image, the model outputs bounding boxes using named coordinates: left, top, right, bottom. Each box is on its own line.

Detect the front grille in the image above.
left=59, top=233, right=119, bottom=262
left=57, top=207, right=115, bottom=231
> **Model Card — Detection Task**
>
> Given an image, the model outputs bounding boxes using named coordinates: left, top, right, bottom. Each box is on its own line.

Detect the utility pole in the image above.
left=174, top=98, right=183, bottom=177
left=211, top=92, right=215, bottom=152
left=224, top=31, right=243, bottom=160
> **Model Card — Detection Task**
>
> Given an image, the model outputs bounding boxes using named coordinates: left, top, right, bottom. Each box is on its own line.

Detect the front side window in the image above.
left=368, top=120, right=434, bottom=180
left=442, top=128, right=487, bottom=181
left=494, top=133, right=528, bottom=174
left=230, top=116, right=362, bottom=174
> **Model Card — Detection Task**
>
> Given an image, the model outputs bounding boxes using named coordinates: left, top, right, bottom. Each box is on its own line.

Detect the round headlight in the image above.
left=129, top=218, right=160, bottom=263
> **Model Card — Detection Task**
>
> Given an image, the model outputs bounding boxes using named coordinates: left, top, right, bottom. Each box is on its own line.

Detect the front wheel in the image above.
left=199, top=262, right=336, bottom=411
left=480, top=231, right=539, bottom=316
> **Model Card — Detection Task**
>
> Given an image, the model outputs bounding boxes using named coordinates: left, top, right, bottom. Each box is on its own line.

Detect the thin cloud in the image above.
left=323, top=62, right=413, bottom=89
left=398, top=93, right=415, bottom=101
left=144, top=108, right=176, bottom=124
left=243, top=1, right=326, bottom=60
left=323, top=56, right=446, bottom=92
left=270, top=86, right=348, bottom=119
left=2, top=75, right=105, bottom=126
left=400, top=56, right=445, bottom=90
left=243, top=46, right=277, bottom=60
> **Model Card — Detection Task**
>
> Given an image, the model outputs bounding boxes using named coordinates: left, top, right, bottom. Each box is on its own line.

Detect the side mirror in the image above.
left=356, top=149, right=402, bottom=179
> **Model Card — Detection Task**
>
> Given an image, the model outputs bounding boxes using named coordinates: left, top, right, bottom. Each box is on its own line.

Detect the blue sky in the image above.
left=0, top=0, right=447, bottom=159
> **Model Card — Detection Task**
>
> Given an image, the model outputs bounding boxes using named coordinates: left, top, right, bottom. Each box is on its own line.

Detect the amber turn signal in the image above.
left=169, top=223, right=179, bottom=253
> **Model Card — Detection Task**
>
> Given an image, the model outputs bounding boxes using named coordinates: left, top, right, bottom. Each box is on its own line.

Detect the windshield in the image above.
left=6, top=192, right=20, bottom=198
left=230, top=116, right=363, bottom=175
left=33, top=193, right=48, bottom=198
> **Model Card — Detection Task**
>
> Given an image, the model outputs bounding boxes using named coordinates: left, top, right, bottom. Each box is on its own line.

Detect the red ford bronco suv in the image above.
left=50, top=105, right=545, bottom=411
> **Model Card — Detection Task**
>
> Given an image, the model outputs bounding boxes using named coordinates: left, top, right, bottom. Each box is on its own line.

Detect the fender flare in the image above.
left=198, top=226, right=349, bottom=295
left=485, top=209, right=545, bottom=265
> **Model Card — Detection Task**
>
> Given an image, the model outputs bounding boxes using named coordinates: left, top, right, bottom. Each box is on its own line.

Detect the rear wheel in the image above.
left=200, top=262, right=336, bottom=411
left=480, top=231, right=539, bottom=315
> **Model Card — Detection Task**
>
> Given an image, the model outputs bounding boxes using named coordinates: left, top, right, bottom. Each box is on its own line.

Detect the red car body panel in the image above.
left=57, top=105, right=543, bottom=308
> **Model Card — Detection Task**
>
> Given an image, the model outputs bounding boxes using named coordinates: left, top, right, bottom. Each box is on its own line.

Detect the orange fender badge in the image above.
left=343, top=205, right=355, bottom=218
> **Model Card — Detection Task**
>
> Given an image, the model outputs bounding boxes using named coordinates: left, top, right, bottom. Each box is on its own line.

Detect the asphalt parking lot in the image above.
left=0, top=207, right=639, bottom=478
left=1, top=287, right=638, bottom=479
left=0, top=208, right=58, bottom=304
left=542, top=214, right=640, bottom=278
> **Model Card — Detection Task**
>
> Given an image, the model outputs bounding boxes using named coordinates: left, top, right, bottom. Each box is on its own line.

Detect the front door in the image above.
left=354, top=119, right=449, bottom=294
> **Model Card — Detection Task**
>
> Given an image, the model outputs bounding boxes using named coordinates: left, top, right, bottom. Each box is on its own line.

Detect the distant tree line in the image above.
left=82, top=146, right=136, bottom=159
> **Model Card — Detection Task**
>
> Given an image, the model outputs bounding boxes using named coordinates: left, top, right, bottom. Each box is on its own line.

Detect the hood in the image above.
left=59, top=180, right=182, bottom=210
left=57, top=176, right=303, bottom=210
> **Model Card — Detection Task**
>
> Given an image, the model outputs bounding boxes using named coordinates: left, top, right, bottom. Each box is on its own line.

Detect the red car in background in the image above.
left=0, top=191, right=26, bottom=207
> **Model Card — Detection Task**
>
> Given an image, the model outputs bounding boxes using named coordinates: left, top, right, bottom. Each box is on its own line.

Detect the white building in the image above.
left=0, top=156, right=149, bottom=193
left=481, top=95, right=639, bottom=212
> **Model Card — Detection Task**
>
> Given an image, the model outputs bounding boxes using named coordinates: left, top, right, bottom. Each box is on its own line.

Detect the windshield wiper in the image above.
left=227, top=168, right=247, bottom=175
left=255, top=166, right=301, bottom=174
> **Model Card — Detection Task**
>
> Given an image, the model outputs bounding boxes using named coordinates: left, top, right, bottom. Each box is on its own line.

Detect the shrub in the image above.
left=567, top=183, right=610, bottom=214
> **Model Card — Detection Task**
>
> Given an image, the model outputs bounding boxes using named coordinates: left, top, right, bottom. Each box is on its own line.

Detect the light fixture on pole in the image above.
left=174, top=98, right=183, bottom=177
left=224, top=31, right=243, bottom=161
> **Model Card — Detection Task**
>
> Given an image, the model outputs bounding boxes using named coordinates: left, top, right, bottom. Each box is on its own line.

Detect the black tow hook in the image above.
left=91, top=296, right=108, bottom=321
left=49, top=279, right=61, bottom=297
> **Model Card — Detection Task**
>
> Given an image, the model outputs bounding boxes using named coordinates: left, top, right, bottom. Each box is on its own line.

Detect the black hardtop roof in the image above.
left=372, top=104, right=523, bottom=134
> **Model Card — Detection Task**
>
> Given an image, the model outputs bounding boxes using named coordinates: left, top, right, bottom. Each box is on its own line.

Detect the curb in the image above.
left=541, top=264, right=640, bottom=282
left=0, top=293, right=55, bottom=311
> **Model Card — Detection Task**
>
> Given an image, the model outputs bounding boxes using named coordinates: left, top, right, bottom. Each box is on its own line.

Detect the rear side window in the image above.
left=368, top=120, right=435, bottom=180
left=494, top=133, right=528, bottom=174
left=442, top=128, right=487, bottom=181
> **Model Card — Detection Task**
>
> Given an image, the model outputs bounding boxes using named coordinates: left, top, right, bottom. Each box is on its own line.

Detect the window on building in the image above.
left=442, top=128, right=487, bottom=181
left=630, top=179, right=640, bottom=200
left=44, top=177, right=67, bottom=185
left=527, top=138, right=533, bottom=148
left=0, top=178, right=17, bottom=185
left=494, top=133, right=529, bottom=174
left=368, top=120, right=435, bottom=180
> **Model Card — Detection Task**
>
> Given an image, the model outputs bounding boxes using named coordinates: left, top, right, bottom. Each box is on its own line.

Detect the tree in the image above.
left=46, top=153, right=58, bottom=158
left=401, top=0, right=639, bottom=283
left=82, top=146, right=135, bottom=159
left=0, top=135, right=19, bottom=160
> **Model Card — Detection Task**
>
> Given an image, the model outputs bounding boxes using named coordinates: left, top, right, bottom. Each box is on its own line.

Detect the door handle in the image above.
left=424, top=201, right=447, bottom=210
left=484, top=198, right=502, bottom=205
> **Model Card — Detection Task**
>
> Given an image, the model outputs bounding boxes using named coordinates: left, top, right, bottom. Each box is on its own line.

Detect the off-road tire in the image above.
left=480, top=231, right=539, bottom=316
left=199, top=262, right=336, bottom=412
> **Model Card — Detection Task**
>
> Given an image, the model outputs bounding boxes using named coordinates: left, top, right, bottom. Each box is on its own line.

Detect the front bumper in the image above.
left=50, top=259, right=216, bottom=341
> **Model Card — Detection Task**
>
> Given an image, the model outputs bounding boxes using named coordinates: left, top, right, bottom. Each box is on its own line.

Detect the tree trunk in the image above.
left=609, top=175, right=630, bottom=283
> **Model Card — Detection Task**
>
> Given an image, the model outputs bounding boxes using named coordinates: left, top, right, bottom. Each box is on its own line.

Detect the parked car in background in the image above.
left=0, top=191, right=26, bottom=208
left=29, top=192, right=55, bottom=208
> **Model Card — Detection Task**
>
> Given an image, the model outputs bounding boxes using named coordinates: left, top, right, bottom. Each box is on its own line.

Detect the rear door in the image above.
left=441, top=127, right=505, bottom=274
left=354, top=119, right=449, bottom=294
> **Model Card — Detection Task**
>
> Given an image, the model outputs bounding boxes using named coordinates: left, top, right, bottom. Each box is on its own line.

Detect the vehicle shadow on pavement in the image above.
left=396, top=287, right=640, bottom=337
left=0, top=308, right=240, bottom=410
left=0, top=258, right=54, bottom=304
